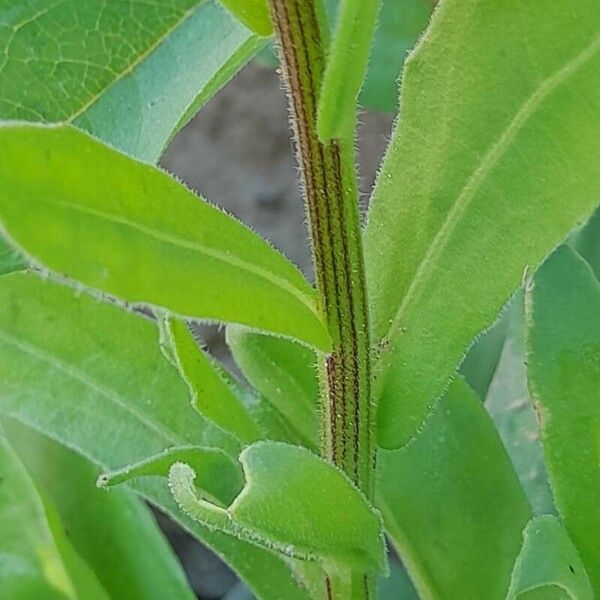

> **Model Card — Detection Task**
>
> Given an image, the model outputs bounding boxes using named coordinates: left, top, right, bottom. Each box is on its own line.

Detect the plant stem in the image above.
left=267, top=0, right=374, bottom=502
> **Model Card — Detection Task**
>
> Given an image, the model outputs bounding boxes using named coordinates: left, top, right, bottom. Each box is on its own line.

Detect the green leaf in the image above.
left=459, top=302, right=510, bottom=401
left=0, top=430, right=108, bottom=600
left=359, top=0, right=434, bottom=113
left=568, top=206, right=600, bottom=280
left=0, top=123, right=330, bottom=351
left=227, top=326, right=320, bottom=449
left=376, top=377, right=531, bottom=600
left=5, top=421, right=197, bottom=600
left=0, top=0, right=262, bottom=162
left=526, top=245, right=600, bottom=591
left=99, top=445, right=244, bottom=507
left=169, top=441, right=386, bottom=574
left=507, top=516, right=594, bottom=600
left=366, top=0, right=600, bottom=448
left=166, top=318, right=262, bottom=444
left=219, top=0, right=272, bottom=36
left=76, top=0, right=265, bottom=162
left=317, top=0, right=381, bottom=140
left=0, top=272, right=311, bottom=600
left=485, top=290, right=554, bottom=516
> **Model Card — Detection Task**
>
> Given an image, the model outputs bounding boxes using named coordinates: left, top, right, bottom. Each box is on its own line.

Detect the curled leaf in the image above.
left=168, top=442, right=386, bottom=574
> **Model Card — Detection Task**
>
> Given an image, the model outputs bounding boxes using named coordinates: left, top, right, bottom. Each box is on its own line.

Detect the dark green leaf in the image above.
left=526, top=246, right=600, bottom=591
left=377, top=377, right=531, bottom=599
left=0, top=430, right=108, bottom=600
left=507, top=516, right=593, bottom=600
left=5, top=421, right=197, bottom=600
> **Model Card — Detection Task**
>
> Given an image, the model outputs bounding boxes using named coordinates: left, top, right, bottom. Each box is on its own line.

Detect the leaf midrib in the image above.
left=383, top=33, right=600, bottom=348
left=24, top=195, right=319, bottom=318
left=68, top=1, right=205, bottom=123
left=0, top=328, right=186, bottom=448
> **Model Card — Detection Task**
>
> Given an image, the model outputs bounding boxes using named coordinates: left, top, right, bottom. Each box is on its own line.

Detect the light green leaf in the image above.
left=0, top=430, right=108, bottom=600
left=0, top=123, right=330, bottom=351
left=169, top=441, right=386, bottom=574
left=507, top=516, right=593, bottom=600
left=0, top=0, right=262, bottom=161
left=0, top=272, right=311, bottom=600
left=219, top=0, right=272, bottom=36
left=376, top=377, right=531, bottom=600
left=5, top=421, right=197, bottom=600
left=526, top=245, right=600, bottom=591
left=568, top=206, right=600, bottom=280
left=166, top=318, right=262, bottom=444
left=317, top=0, right=381, bottom=140
left=98, top=445, right=244, bottom=507
left=485, top=290, right=554, bottom=516
left=366, top=0, right=600, bottom=448
left=227, top=326, right=320, bottom=449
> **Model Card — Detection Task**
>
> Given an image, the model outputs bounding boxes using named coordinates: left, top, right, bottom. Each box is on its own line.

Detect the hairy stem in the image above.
left=267, top=0, right=374, bottom=501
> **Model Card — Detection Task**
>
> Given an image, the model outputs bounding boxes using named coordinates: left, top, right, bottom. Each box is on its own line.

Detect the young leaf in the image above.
left=0, top=0, right=262, bottom=162
left=165, top=318, right=262, bottom=444
left=227, top=326, right=320, bottom=449
left=507, top=516, right=594, bottom=600
left=0, top=272, right=311, bottom=600
left=376, top=377, right=531, bottom=600
left=219, top=0, right=272, bottom=36
left=169, top=441, right=387, bottom=574
left=5, top=421, right=197, bottom=600
left=0, top=124, right=330, bottom=351
left=98, top=446, right=244, bottom=507
left=317, top=0, right=381, bottom=140
left=366, top=0, right=600, bottom=448
left=358, top=0, right=434, bottom=113
left=485, top=291, right=554, bottom=516
left=526, top=246, right=600, bottom=591
left=0, top=431, right=109, bottom=600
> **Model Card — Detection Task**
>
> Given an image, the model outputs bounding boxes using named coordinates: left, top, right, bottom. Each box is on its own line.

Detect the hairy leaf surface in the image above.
left=377, top=378, right=531, bottom=599
left=366, top=0, right=600, bottom=448
left=0, top=124, right=330, bottom=350
left=526, top=246, right=600, bottom=591
left=169, top=441, right=386, bottom=574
